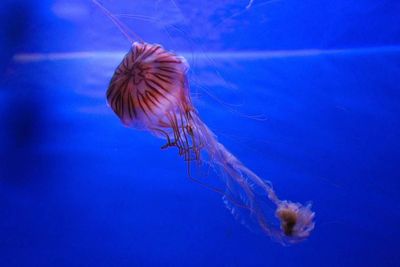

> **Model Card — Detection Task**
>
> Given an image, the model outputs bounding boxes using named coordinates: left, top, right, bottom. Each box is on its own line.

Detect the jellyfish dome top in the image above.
left=106, top=42, right=200, bottom=160
left=94, top=0, right=315, bottom=244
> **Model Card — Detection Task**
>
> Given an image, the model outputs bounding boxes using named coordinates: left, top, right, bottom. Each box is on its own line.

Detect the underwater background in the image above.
left=1, top=0, right=400, bottom=266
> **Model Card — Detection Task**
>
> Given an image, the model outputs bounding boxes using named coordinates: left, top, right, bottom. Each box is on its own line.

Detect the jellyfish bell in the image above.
left=94, top=0, right=315, bottom=244
left=106, top=42, right=190, bottom=127
left=106, top=40, right=204, bottom=161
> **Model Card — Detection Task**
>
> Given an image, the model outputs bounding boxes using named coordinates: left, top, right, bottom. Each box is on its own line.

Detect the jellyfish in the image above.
left=93, top=0, right=315, bottom=244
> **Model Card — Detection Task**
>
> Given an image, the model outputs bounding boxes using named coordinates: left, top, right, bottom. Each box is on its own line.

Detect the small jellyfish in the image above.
left=276, top=201, right=315, bottom=240
left=93, top=0, right=315, bottom=244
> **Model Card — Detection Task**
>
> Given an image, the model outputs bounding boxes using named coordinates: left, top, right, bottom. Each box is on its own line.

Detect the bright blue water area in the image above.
left=1, top=1, right=400, bottom=266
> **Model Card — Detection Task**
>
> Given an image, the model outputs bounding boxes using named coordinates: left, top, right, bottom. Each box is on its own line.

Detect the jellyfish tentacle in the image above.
left=150, top=128, right=173, bottom=149
left=184, top=146, right=255, bottom=212
left=92, top=0, right=142, bottom=43
left=182, top=112, right=314, bottom=244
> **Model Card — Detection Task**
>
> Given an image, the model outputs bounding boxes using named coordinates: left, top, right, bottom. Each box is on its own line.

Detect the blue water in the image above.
left=1, top=1, right=400, bottom=266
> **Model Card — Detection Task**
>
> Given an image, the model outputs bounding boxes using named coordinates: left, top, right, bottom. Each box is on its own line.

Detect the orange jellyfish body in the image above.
left=105, top=41, right=315, bottom=244
left=107, top=42, right=188, bottom=126
left=107, top=42, right=202, bottom=160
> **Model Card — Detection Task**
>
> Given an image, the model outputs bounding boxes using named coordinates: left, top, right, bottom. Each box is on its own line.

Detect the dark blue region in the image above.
left=1, top=0, right=400, bottom=267
left=0, top=0, right=400, bottom=53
